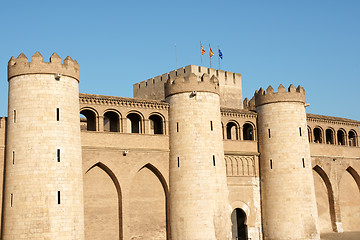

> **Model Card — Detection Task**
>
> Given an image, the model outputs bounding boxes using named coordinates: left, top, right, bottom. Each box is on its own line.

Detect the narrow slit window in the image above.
left=57, top=149, right=60, bottom=162
left=213, top=155, right=216, bottom=166
left=58, top=191, right=61, bottom=204
left=12, top=151, right=15, bottom=165
left=177, top=157, right=180, bottom=167
left=302, top=158, right=305, bottom=168
left=210, top=121, right=213, bottom=131
left=176, top=122, right=179, bottom=132
left=56, top=108, right=60, bottom=121
left=10, top=193, right=13, bottom=207
left=299, top=127, right=302, bottom=136
left=13, top=110, right=16, bottom=123
left=270, top=159, right=273, bottom=169
left=268, top=129, right=271, bottom=138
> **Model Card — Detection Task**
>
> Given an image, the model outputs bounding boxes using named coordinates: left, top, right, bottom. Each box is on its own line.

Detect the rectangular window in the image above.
left=12, top=151, right=15, bottom=165
left=56, top=108, right=60, bottom=121
left=13, top=110, right=16, bottom=123
left=10, top=193, right=13, bottom=207
left=302, top=158, right=305, bottom=168
left=210, top=121, right=213, bottom=131
left=213, top=155, right=216, bottom=166
left=57, top=149, right=60, bottom=162
left=270, top=159, right=273, bottom=169
left=176, top=122, right=179, bottom=132
left=177, top=157, right=179, bottom=167
left=299, top=127, right=302, bottom=136
left=58, top=191, right=61, bottom=204
left=268, top=129, right=271, bottom=138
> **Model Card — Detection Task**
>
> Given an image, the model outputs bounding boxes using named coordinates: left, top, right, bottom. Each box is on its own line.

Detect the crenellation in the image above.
left=8, top=52, right=79, bottom=81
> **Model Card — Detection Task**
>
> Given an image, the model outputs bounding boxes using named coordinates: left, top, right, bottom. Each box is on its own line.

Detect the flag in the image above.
left=219, top=49, right=223, bottom=59
left=201, top=44, right=206, bottom=55
left=209, top=45, right=214, bottom=57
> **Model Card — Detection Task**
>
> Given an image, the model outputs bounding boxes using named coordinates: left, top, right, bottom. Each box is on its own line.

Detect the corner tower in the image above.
left=3, top=52, right=84, bottom=239
left=255, top=84, right=319, bottom=240
left=165, top=73, right=231, bottom=239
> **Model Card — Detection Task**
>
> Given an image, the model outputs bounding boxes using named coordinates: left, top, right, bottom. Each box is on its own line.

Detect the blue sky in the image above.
left=0, top=1, right=359, bottom=120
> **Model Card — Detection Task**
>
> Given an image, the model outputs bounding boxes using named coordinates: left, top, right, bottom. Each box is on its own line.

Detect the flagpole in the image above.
left=218, top=45, right=220, bottom=70
left=200, top=41, right=203, bottom=66
left=209, top=44, right=212, bottom=68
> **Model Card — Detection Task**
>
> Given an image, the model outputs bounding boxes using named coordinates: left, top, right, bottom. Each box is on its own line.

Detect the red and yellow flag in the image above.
left=201, top=44, right=206, bottom=55
left=209, top=45, right=214, bottom=57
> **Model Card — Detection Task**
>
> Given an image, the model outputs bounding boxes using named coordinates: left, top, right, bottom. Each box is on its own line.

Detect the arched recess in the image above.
left=243, top=122, right=255, bottom=140
left=337, top=129, right=346, bottom=146
left=307, top=126, right=312, bottom=143
left=348, top=130, right=358, bottom=147
left=127, top=111, right=143, bottom=133
left=128, top=163, right=169, bottom=239
left=313, top=165, right=336, bottom=232
left=148, top=113, right=164, bottom=134
left=325, top=128, right=335, bottom=145
left=339, top=167, right=360, bottom=231
left=313, top=127, right=323, bottom=143
left=84, top=162, right=122, bottom=240
left=103, top=109, right=121, bottom=132
left=230, top=201, right=250, bottom=240
left=226, top=121, right=239, bottom=140
left=80, top=107, right=98, bottom=131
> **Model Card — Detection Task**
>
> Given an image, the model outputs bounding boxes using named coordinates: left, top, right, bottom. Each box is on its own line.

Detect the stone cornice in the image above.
left=221, top=108, right=257, bottom=119
left=79, top=93, right=169, bottom=110
left=307, top=113, right=360, bottom=127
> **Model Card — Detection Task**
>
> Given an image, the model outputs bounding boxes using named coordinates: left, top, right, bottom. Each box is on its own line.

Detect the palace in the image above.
left=0, top=52, right=359, bottom=240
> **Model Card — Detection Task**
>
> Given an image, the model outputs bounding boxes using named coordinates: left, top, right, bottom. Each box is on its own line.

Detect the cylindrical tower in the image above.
left=255, top=84, right=319, bottom=240
left=3, top=52, right=84, bottom=239
left=165, top=73, right=231, bottom=240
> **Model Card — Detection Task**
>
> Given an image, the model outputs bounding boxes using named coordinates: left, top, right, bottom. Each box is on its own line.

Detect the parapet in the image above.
left=8, top=52, right=79, bottom=81
left=164, top=72, right=219, bottom=97
left=254, top=84, right=306, bottom=107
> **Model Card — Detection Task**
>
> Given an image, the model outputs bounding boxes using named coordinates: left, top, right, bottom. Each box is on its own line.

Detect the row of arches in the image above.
left=223, top=121, right=256, bottom=141
left=309, top=126, right=358, bottom=146
left=80, top=108, right=165, bottom=135
left=84, top=161, right=251, bottom=240
left=313, top=165, right=360, bottom=232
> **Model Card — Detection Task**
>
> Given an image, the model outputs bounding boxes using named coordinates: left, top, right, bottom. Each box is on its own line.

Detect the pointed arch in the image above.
left=313, top=165, right=336, bottom=231
left=85, top=162, right=123, bottom=240
left=138, top=163, right=170, bottom=239
left=346, top=166, right=360, bottom=192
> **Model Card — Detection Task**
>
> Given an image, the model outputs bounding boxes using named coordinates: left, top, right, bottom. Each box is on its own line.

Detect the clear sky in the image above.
left=0, top=0, right=359, bottom=120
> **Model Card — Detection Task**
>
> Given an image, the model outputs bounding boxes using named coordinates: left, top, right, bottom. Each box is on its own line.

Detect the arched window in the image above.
left=307, top=126, right=312, bottom=143
left=314, top=127, right=323, bottom=143
left=80, top=109, right=97, bottom=131
left=325, top=128, right=335, bottom=144
left=104, top=111, right=120, bottom=132
left=231, top=208, right=248, bottom=240
left=348, top=130, right=357, bottom=147
left=226, top=122, right=239, bottom=140
left=149, top=114, right=163, bottom=134
left=127, top=113, right=142, bottom=133
left=243, top=123, right=254, bottom=140
left=337, top=129, right=346, bottom=145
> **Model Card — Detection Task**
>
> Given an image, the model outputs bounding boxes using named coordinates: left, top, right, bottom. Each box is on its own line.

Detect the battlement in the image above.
left=8, top=52, right=79, bottom=81
left=134, top=65, right=243, bottom=108
left=254, top=84, right=306, bottom=107
left=134, top=65, right=241, bottom=90
left=164, top=73, right=219, bottom=97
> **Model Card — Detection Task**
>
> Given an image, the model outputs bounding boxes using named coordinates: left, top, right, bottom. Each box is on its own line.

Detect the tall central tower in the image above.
left=3, top=52, right=84, bottom=239
left=166, top=73, right=231, bottom=239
